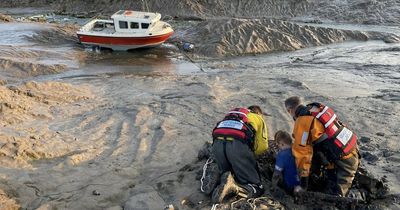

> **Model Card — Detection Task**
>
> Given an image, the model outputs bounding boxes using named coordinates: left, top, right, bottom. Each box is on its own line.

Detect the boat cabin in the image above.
left=77, top=9, right=174, bottom=50
left=111, top=10, right=161, bottom=33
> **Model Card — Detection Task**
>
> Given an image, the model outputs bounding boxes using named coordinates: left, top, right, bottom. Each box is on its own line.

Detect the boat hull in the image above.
left=77, top=31, right=173, bottom=50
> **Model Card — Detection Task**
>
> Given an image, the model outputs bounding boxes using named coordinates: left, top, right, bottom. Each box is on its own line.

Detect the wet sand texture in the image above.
left=0, top=0, right=311, bottom=19
left=177, top=18, right=397, bottom=57
left=0, top=0, right=399, bottom=209
left=2, top=0, right=400, bottom=26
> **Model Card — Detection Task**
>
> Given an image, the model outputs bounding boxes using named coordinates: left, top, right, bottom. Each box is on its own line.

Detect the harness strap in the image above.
left=306, top=117, right=316, bottom=145
left=313, top=133, right=329, bottom=145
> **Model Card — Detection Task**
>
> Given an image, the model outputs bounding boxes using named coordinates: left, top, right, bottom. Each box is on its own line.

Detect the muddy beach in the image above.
left=0, top=1, right=400, bottom=210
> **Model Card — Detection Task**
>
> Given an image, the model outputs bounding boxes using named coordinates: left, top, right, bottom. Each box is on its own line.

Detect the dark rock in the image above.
left=164, top=204, right=177, bottom=210
left=382, top=149, right=394, bottom=158
left=197, top=141, right=213, bottom=161
left=376, top=132, right=385, bottom=137
left=7, top=86, right=20, bottom=93
left=362, top=152, right=379, bottom=163
left=360, top=136, right=372, bottom=143
left=360, top=145, right=375, bottom=151
left=382, top=176, right=388, bottom=183
left=92, top=190, right=100, bottom=196
left=26, top=90, right=34, bottom=97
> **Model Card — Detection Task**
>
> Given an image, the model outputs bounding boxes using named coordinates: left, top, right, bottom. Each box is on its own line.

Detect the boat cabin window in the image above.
left=141, top=23, right=149, bottom=29
left=119, top=21, right=128, bottom=29
left=130, top=22, right=139, bottom=29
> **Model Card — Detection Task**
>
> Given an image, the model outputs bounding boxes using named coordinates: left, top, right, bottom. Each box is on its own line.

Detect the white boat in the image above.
left=76, top=10, right=174, bottom=50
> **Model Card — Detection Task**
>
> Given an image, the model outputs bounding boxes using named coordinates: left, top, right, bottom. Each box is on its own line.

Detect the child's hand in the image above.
left=293, top=186, right=303, bottom=204
left=293, top=186, right=303, bottom=193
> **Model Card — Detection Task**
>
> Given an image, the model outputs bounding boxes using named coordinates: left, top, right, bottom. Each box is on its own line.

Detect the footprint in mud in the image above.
left=372, top=89, right=400, bottom=102
left=377, top=47, right=400, bottom=52
left=362, top=151, right=380, bottom=164
left=273, top=78, right=310, bottom=90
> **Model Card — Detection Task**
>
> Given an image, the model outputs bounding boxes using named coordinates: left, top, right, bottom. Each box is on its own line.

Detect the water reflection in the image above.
left=75, top=46, right=187, bottom=77
left=0, top=22, right=199, bottom=80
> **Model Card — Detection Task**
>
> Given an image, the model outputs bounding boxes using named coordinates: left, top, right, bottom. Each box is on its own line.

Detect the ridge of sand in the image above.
left=175, top=18, right=398, bottom=57
left=0, top=23, right=83, bottom=79
left=0, top=57, right=68, bottom=78
left=2, top=0, right=400, bottom=26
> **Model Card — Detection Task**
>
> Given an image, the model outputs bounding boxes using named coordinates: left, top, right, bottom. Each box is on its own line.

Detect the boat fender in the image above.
left=183, top=43, right=194, bottom=51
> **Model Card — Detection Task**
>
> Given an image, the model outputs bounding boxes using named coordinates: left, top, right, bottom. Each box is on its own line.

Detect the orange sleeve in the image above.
left=291, top=116, right=325, bottom=177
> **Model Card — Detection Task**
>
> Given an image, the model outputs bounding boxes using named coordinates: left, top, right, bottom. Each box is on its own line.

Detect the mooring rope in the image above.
left=200, top=157, right=214, bottom=192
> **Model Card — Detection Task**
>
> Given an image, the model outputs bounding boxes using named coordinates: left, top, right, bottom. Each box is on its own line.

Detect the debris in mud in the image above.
left=27, top=15, right=47, bottom=22
left=164, top=204, right=177, bottom=210
left=376, top=132, right=385, bottom=137
left=0, top=13, right=13, bottom=22
left=211, top=197, right=285, bottom=210
left=92, top=190, right=101, bottom=196
left=360, top=136, right=372, bottom=143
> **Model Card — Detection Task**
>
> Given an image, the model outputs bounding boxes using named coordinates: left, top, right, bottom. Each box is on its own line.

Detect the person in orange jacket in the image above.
left=284, top=96, right=360, bottom=196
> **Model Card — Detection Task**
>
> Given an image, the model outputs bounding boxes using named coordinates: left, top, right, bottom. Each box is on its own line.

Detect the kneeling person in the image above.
left=211, top=106, right=268, bottom=203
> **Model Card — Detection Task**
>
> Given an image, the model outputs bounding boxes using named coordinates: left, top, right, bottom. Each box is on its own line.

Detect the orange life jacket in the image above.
left=307, top=103, right=357, bottom=161
left=212, top=108, right=255, bottom=142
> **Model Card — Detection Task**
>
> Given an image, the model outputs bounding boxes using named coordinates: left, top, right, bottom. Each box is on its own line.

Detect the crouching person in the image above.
left=284, top=96, right=360, bottom=196
left=271, top=130, right=301, bottom=196
left=211, top=106, right=268, bottom=203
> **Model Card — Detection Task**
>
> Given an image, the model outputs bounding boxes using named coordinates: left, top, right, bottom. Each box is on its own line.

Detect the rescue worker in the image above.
left=284, top=96, right=360, bottom=196
left=211, top=105, right=268, bottom=203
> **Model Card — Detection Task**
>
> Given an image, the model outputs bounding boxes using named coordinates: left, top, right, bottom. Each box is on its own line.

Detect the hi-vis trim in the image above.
left=316, top=106, right=329, bottom=118
left=336, top=127, right=353, bottom=145
left=275, top=165, right=283, bottom=171
left=228, top=111, right=248, bottom=117
left=324, top=114, right=337, bottom=128
left=301, top=132, right=308, bottom=145
left=217, top=120, right=243, bottom=130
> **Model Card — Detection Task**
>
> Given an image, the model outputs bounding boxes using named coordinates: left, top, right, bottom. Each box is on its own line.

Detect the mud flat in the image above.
left=0, top=39, right=399, bottom=209
left=0, top=2, right=399, bottom=209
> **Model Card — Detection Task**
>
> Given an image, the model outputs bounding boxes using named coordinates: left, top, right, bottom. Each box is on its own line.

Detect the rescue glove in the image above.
left=300, top=177, right=309, bottom=190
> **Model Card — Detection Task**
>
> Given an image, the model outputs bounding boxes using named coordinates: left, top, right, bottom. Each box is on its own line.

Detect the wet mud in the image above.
left=0, top=3, right=399, bottom=209
left=179, top=142, right=399, bottom=210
